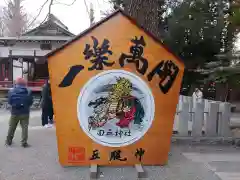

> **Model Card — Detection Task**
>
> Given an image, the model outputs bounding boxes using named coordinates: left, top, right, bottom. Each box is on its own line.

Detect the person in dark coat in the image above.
left=41, top=79, right=54, bottom=128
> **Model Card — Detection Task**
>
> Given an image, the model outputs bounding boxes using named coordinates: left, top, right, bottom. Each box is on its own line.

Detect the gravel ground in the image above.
left=0, top=111, right=236, bottom=180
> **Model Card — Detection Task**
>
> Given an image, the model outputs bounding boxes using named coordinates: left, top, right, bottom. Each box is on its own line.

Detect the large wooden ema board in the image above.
left=46, top=9, right=184, bottom=169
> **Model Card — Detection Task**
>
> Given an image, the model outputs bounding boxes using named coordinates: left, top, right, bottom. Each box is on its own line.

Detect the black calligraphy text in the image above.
left=97, top=129, right=131, bottom=138
left=135, top=148, right=145, bottom=162
left=97, top=129, right=105, bottom=136
left=109, top=150, right=127, bottom=161
left=59, top=35, right=180, bottom=94
left=89, top=149, right=100, bottom=160
left=119, top=36, right=148, bottom=75
left=83, top=36, right=114, bottom=70
left=58, top=65, right=84, bottom=87
left=147, top=60, right=179, bottom=94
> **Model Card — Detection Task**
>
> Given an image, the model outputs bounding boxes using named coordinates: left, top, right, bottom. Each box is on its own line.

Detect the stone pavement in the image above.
left=0, top=111, right=239, bottom=180
left=183, top=149, right=240, bottom=180
left=230, top=113, right=240, bottom=127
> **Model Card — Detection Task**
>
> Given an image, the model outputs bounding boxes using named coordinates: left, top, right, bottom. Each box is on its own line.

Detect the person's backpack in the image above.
left=11, top=88, right=29, bottom=109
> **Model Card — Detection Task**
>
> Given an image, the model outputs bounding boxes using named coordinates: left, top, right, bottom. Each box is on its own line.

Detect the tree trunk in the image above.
left=3, top=0, right=27, bottom=36
left=14, top=0, right=22, bottom=36
left=123, top=0, right=164, bottom=40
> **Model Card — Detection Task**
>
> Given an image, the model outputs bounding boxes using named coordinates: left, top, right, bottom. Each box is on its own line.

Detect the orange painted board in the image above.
left=47, top=11, right=184, bottom=166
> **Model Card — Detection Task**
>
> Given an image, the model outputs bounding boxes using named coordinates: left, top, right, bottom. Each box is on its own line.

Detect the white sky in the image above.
left=0, top=0, right=239, bottom=51
left=0, top=0, right=112, bottom=35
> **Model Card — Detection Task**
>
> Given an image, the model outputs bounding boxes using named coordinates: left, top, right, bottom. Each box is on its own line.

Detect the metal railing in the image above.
left=0, top=98, right=41, bottom=109
left=0, top=80, right=44, bottom=89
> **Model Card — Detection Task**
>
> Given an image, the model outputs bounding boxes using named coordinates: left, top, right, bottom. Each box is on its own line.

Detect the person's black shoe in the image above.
left=22, top=143, right=30, bottom=148
left=5, top=140, right=12, bottom=146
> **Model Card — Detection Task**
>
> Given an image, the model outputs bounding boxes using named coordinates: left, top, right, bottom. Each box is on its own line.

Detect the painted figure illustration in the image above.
left=87, top=77, right=145, bottom=131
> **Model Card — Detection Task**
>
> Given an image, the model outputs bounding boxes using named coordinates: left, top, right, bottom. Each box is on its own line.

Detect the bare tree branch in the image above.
left=28, top=0, right=77, bottom=30
left=89, top=2, right=95, bottom=25
left=3, top=0, right=8, bottom=6
left=84, top=0, right=90, bottom=17
left=0, top=18, right=4, bottom=36
left=48, top=0, right=54, bottom=15
left=38, top=0, right=54, bottom=26
left=3, top=0, right=29, bottom=36
left=53, top=0, right=77, bottom=6
left=96, top=0, right=100, bottom=7
left=26, top=0, right=49, bottom=29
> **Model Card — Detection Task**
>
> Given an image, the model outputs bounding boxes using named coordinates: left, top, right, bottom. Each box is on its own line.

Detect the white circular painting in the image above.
left=77, top=70, right=155, bottom=147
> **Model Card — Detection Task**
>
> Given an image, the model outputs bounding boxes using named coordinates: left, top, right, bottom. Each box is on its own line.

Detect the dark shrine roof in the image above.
left=23, top=14, right=75, bottom=37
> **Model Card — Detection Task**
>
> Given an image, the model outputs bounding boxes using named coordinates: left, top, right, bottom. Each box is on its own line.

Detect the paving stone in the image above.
left=0, top=110, right=228, bottom=180
left=209, top=162, right=240, bottom=172
left=215, top=172, right=240, bottom=180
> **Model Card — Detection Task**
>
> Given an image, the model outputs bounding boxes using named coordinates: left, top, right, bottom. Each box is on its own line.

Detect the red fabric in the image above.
left=116, top=106, right=136, bottom=128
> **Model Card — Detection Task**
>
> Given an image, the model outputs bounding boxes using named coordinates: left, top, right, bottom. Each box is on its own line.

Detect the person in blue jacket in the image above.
left=5, top=77, right=33, bottom=147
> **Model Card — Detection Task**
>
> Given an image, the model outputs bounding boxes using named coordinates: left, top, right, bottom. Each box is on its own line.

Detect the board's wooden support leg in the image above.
left=135, top=164, right=146, bottom=178
left=90, top=164, right=98, bottom=179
